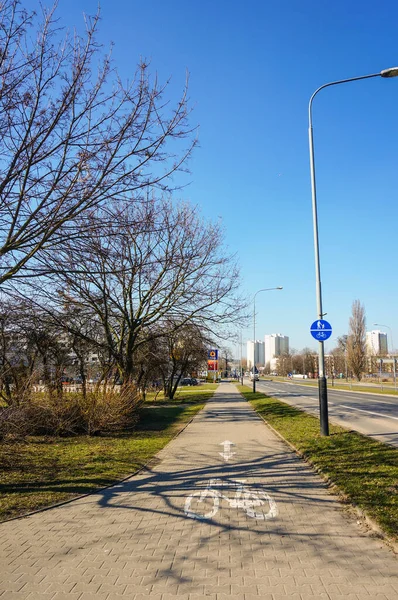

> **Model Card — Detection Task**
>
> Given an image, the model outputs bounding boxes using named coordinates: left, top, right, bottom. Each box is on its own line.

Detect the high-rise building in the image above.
left=246, top=340, right=265, bottom=369
left=264, top=334, right=289, bottom=370
left=366, top=330, right=388, bottom=355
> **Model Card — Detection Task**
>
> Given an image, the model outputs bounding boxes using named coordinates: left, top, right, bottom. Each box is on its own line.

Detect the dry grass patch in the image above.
left=0, top=403, right=204, bottom=521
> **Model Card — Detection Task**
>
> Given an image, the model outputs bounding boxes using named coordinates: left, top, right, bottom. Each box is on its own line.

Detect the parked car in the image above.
left=180, top=377, right=198, bottom=386
left=249, top=373, right=259, bottom=381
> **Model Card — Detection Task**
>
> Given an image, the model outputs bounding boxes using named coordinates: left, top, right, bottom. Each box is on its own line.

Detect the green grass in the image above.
left=144, top=384, right=217, bottom=404
left=0, top=403, right=204, bottom=522
left=264, top=377, right=398, bottom=396
left=237, top=384, right=398, bottom=542
left=327, top=382, right=398, bottom=395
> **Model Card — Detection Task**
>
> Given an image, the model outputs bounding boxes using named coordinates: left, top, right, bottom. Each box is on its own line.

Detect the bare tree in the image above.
left=329, top=336, right=348, bottom=378
left=219, top=347, right=234, bottom=377
left=0, top=1, right=195, bottom=285
left=0, top=298, right=71, bottom=404
left=62, top=303, right=104, bottom=399
left=337, top=335, right=348, bottom=351
left=302, top=347, right=317, bottom=377
left=0, top=299, right=37, bottom=404
left=330, top=348, right=345, bottom=378
left=347, top=300, right=366, bottom=381
left=291, top=350, right=304, bottom=375
left=32, top=199, right=245, bottom=386
left=276, top=351, right=292, bottom=377
left=156, top=324, right=208, bottom=399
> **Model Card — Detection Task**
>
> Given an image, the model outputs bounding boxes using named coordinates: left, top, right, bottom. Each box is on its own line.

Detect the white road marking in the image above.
left=184, top=478, right=278, bottom=521
left=340, top=405, right=398, bottom=421
left=219, top=440, right=236, bottom=461
left=364, top=397, right=398, bottom=406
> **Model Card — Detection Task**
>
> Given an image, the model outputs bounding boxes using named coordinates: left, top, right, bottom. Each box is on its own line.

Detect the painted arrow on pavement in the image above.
left=219, top=440, right=236, bottom=461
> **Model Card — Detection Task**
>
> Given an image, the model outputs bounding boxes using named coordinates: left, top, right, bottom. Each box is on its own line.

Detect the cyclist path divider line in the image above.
left=0, top=383, right=397, bottom=599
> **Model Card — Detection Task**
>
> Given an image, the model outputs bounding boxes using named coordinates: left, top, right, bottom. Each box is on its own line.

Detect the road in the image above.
left=248, top=378, right=398, bottom=447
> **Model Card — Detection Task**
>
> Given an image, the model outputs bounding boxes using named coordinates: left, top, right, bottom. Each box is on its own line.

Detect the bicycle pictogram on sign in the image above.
left=310, top=319, right=332, bottom=341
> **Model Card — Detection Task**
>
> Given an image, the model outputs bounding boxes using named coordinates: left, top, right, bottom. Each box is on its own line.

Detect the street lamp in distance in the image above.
left=252, top=286, right=283, bottom=393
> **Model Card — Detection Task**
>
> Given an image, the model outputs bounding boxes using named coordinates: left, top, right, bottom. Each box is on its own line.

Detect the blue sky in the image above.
left=27, top=0, right=398, bottom=354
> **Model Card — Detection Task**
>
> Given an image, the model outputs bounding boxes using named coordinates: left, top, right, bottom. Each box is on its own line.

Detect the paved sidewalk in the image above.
left=0, top=383, right=397, bottom=599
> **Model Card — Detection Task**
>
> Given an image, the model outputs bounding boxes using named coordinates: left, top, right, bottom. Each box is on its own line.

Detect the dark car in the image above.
left=180, top=377, right=198, bottom=386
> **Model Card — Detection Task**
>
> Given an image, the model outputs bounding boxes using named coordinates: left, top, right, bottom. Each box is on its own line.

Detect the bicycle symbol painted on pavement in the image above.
left=184, top=478, right=278, bottom=521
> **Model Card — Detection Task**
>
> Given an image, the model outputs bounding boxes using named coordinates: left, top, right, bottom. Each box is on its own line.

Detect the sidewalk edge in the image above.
left=0, top=403, right=206, bottom=525
left=240, top=389, right=398, bottom=556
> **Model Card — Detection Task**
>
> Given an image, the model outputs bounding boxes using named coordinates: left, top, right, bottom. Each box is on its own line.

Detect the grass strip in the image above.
left=237, top=384, right=398, bottom=542
left=261, top=378, right=398, bottom=396
left=145, top=384, right=217, bottom=404
left=0, top=403, right=205, bottom=522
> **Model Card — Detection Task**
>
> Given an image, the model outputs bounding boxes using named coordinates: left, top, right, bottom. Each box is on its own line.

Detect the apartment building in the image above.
left=264, top=333, right=289, bottom=371
left=366, top=330, right=388, bottom=355
left=246, top=340, right=265, bottom=370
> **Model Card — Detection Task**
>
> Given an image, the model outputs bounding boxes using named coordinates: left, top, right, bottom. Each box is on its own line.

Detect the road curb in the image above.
left=236, top=385, right=398, bottom=556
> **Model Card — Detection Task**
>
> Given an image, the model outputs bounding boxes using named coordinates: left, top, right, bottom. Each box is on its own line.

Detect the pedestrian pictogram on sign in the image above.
left=310, top=319, right=332, bottom=341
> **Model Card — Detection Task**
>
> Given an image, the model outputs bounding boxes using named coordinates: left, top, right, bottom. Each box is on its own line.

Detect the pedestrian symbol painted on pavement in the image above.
left=310, top=319, right=332, bottom=341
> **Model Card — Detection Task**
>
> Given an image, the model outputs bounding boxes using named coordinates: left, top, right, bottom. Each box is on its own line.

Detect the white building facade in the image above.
left=366, top=330, right=388, bottom=355
left=246, top=340, right=265, bottom=370
left=264, top=334, right=289, bottom=371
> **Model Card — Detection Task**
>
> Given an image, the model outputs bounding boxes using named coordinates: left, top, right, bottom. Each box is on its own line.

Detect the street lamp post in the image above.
left=309, top=67, right=398, bottom=436
left=373, top=323, right=396, bottom=389
left=240, top=330, right=244, bottom=385
left=333, top=337, right=346, bottom=381
left=252, top=287, right=283, bottom=393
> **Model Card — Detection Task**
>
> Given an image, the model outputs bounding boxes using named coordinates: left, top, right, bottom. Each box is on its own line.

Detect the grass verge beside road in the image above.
left=261, top=376, right=398, bottom=396
left=237, top=384, right=398, bottom=543
left=0, top=394, right=209, bottom=522
left=145, top=383, right=218, bottom=404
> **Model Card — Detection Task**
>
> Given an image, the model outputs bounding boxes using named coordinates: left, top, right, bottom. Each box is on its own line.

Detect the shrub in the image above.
left=0, top=383, right=143, bottom=438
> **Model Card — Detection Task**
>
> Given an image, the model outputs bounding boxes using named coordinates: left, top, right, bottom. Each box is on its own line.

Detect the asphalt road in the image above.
left=246, top=378, right=398, bottom=447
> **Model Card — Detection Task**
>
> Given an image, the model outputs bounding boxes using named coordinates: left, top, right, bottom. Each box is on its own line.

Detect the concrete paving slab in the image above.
left=0, top=383, right=397, bottom=599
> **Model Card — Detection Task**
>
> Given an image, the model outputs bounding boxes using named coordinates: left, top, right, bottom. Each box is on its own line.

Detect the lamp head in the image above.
left=276, top=286, right=283, bottom=289
left=380, top=67, right=398, bottom=78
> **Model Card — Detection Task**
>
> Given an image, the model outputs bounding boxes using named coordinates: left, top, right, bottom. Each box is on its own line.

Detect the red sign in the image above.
left=207, top=360, right=218, bottom=371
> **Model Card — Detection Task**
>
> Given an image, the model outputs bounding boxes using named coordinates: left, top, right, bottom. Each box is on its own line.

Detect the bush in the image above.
left=0, top=384, right=143, bottom=438
left=0, top=404, right=31, bottom=439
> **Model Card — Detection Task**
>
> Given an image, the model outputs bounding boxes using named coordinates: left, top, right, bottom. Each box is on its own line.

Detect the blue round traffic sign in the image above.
left=310, top=319, right=332, bottom=341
